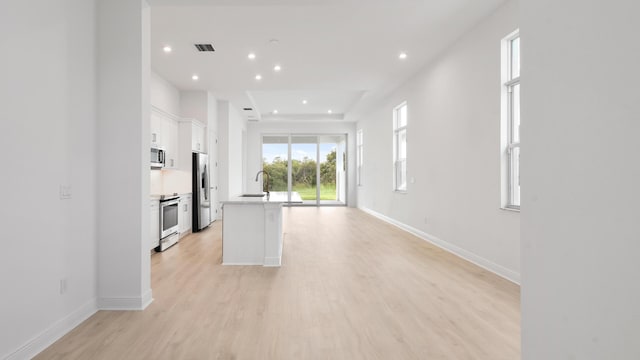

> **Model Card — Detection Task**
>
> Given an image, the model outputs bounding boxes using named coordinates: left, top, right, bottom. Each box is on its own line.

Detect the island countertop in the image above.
left=222, top=191, right=303, bottom=204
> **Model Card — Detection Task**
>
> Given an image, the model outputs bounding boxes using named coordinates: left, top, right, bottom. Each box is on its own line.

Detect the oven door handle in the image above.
left=164, top=200, right=179, bottom=206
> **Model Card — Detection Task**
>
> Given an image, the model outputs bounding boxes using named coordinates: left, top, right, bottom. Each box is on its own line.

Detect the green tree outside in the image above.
left=263, top=150, right=337, bottom=200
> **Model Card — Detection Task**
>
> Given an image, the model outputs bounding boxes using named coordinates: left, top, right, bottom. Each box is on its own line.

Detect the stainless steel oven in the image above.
left=157, top=196, right=179, bottom=251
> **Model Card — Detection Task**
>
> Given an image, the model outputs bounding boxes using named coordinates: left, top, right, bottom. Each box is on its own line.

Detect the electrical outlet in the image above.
left=59, top=278, right=67, bottom=295
left=59, top=185, right=72, bottom=200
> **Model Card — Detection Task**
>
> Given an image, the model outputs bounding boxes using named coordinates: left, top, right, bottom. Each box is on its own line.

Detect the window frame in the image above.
left=502, top=30, right=520, bottom=210
left=356, top=129, right=363, bottom=186
left=393, top=102, right=408, bottom=192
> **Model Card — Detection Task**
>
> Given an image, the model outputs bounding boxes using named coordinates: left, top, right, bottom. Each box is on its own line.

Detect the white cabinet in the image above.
left=162, top=118, right=179, bottom=169
left=209, top=130, right=220, bottom=220
left=150, top=112, right=163, bottom=147
left=191, top=122, right=206, bottom=153
left=150, top=107, right=180, bottom=169
left=150, top=200, right=160, bottom=250
left=178, top=119, right=207, bottom=173
left=222, top=202, right=284, bottom=266
left=178, top=194, right=192, bottom=237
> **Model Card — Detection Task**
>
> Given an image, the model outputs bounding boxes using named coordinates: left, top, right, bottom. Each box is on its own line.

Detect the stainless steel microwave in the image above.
left=151, top=147, right=165, bottom=169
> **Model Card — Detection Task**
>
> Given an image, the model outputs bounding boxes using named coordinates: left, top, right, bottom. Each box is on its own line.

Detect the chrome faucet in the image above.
left=255, top=170, right=270, bottom=196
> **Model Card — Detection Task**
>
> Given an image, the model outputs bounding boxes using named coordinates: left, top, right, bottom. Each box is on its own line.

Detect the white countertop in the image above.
left=223, top=191, right=303, bottom=204
left=150, top=192, right=191, bottom=201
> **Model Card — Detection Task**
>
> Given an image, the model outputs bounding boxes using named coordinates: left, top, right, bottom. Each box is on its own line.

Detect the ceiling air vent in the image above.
left=194, top=44, right=215, bottom=52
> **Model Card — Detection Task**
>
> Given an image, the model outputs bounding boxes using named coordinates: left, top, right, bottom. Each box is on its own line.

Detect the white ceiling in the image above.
left=149, top=0, right=507, bottom=122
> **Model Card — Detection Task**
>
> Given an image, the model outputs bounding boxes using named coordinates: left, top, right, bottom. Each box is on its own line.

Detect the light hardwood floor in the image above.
left=36, top=207, right=520, bottom=360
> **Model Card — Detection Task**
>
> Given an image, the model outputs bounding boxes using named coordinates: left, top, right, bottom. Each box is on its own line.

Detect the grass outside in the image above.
left=293, top=184, right=337, bottom=200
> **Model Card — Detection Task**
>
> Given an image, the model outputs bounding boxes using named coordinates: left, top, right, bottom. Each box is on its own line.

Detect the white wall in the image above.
left=150, top=71, right=180, bottom=115
left=521, top=0, right=640, bottom=358
left=218, top=101, right=246, bottom=201
left=356, top=1, right=520, bottom=282
left=0, top=1, right=98, bottom=358
left=180, top=91, right=208, bottom=126
left=246, top=121, right=357, bottom=206
left=97, top=0, right=151, bottom=310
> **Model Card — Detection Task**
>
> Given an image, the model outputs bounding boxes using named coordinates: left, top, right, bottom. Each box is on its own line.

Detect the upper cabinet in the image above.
left=191, top=121, right=206, bottom=153
left=177, top=119, right=208, bottom=173
left=150, top=112, right=163, bottom=147
left=150, top=107, right=209, bottom=173
left=150, top=106, right=180, bottom=169
left=162, top=119, right=179, bottom=169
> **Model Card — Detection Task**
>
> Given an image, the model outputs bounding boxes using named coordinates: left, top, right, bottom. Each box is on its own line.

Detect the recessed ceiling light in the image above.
left=248, top=52, right=256, bottom=60
left=273, top=109, right=278, bottom=114
left=328, top=109, right=333, bottom=114
left=399, top=52, right=408, bottom=60
left=163, top=45, right=172, bottom=53
left=255, top=74, right=262, bottom=81
left=302, top=99, right=308, bottom=105
left=192, top=74, right=199, bottom=80
left=273, top=65, right=282, bottom=72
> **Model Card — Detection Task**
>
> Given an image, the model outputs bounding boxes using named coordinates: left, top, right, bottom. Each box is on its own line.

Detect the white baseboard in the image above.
left=221, top=262, right=261, bottom=266
left=263, top=257, right=282, bottom=267
left=98, top=289, right=153, bottom=311
left=359, top=207, right=520, bottom=284
left=5, top=298, right=98, bottom=360
left=141, top=289, right=153, bottom=310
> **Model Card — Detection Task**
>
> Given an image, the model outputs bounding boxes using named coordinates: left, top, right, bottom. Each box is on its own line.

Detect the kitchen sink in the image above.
left=239, top=193, right=267, bottom=197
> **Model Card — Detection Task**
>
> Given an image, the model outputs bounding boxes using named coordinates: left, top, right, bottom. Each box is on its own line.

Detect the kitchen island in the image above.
left=221, top=191, right=301, bottom=266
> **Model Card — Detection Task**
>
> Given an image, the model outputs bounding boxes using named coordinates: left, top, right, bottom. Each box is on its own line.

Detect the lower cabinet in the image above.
left=179, top=194, right=192, bottom=237
left=150, top=200, right=160, bottom=250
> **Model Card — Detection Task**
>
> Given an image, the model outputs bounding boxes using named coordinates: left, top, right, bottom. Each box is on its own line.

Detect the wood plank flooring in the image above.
left=35, top=207, right=520, bottom=360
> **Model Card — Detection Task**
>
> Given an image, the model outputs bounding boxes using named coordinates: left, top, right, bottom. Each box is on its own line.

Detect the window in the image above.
left=356, top=129, right=363, bottom=186
left=502, top=30, right=520, bottom=208
left=393, top=102, right=407, bottom=192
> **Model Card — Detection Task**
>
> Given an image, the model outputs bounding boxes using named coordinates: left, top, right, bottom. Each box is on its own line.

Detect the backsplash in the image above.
left=150, top=169, right=191, bottom=195
left=150, top=170, right=164, bottom=195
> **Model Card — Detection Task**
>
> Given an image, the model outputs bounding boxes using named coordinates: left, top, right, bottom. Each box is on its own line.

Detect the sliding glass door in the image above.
left=319, top=135, right=346, bottom=205
left=262, top=134, right=346, bottom=206
left=262, top=136, right=289, bottom=193
left=291, top=136, right=318, bottom=204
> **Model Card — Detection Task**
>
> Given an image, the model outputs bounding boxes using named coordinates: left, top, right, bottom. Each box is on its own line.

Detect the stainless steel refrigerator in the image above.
left=192, top=152, right=211, bottom=231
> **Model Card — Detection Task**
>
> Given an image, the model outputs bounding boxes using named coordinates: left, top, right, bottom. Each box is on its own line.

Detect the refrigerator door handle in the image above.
left=203, top=164, right=209, bottom=200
